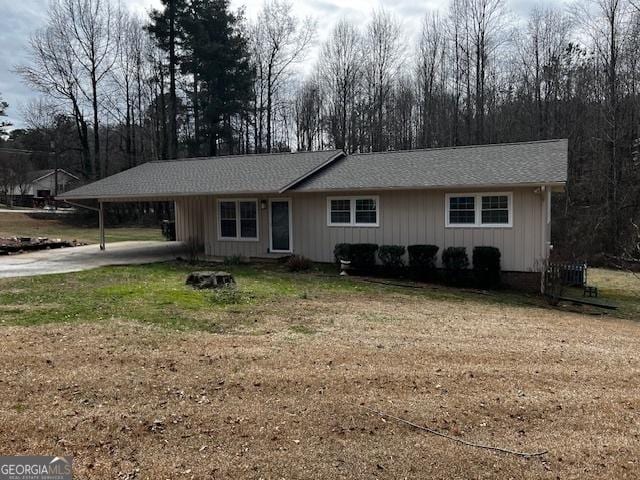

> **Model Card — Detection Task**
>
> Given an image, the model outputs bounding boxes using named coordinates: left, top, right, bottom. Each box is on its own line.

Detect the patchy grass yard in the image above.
left=589, top=268, right=640, bottom=319
left=0, top=263, right=639, bottom=479
left=0, top=212, right=163, bottom=244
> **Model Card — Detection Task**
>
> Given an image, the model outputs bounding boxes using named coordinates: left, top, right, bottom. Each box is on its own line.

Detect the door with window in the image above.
left=269, top=199, right=292, bottom=253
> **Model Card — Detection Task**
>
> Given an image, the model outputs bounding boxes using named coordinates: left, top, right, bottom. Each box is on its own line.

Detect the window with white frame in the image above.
left=328, top=196, right=379, bottom=226
left=446, top=193, right=512, bottom=227
left=218, top=199, right=258, bottom=240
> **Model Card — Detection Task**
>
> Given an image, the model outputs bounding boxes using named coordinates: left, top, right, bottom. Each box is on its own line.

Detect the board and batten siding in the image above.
left=175, top=187, right=550, bottom=272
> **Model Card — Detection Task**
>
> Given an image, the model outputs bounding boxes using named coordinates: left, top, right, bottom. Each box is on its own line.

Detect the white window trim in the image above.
left=269, top=198, right=293, bottom=253
left=445, top=192, right=513, bottom=228
left=327, top=195, right=380, bottom=227
left=217, top=198, right=260, bottom=241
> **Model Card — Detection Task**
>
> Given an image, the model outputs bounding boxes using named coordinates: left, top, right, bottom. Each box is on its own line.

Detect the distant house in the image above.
left=59, top=140, right=568, bottom=289
left=9, top=169, right=79, bottom=201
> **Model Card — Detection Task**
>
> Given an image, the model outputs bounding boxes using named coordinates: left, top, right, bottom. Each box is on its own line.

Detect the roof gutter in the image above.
left=58, top=180, right=567, bottom=201
left=290, top=181, right=567, bottom=194
left=62, top=200, right=100, bottom=212
left=57, top=190, right=283, bottom=201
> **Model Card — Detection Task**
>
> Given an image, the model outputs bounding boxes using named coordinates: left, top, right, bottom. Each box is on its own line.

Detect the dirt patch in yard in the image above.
left=0, top=293, right=639, bottom=479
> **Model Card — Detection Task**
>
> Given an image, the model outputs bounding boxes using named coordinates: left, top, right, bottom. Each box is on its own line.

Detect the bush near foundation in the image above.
left=473, top=246, right=501, bottom=287
left=378, top=245, right=406, bottom=273
left=349, top=244, right=379, bottom=271
left=407, top=244, right=439, bottom=279
left=442, top=247, right=469, bottom=285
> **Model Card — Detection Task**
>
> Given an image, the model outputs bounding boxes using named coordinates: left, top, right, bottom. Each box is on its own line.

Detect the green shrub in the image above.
left=473, top=246, right=501, bottom=287
left=378, top=245, right=406, bottom=272
left=285, top=255, right=312, bottom=272
left=349, top=243, right=379, bottom=271
left=407, top=245, right=439, bottom=278
left=442, top=247, right=469, bottom=284
left=333, top=243, right=351, bottom=264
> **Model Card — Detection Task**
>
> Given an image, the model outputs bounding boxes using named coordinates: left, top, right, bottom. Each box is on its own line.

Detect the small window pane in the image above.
left=331, top=199, right=350, bottom=211
left=240, top=219, right=256, bottom=238
left=220, top=202, right=236, bottom=220
left=220, top=201, right=237, bottom=238
left=355, top=198, right=375, bottom=211
left=355, top=198, right=377, bottom=224
left=450, top=210, right=476, bottom=224
left=331, top=211, right=351, bottom=224
left=240, top=201, right=256, bottom=220
left=482, top=195, right=508, bottom=210
left=355, top=211, right=376, bottom=224
left=239, top=201, right=257, bottom=238
left=450, top=196, right=475, bottom=210
left=221, top=220, right=236, bottom=237
left=481, top=195, right=509, bottom=225
left=482, top=209, right=508, bottom=224
left=449, top=196, right=475, bottom=224
left=330, top=199, right=351, bottom=224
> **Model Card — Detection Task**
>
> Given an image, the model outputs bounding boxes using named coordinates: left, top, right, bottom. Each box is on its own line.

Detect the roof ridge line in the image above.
left=147, top=149, right=342, bottom=164
left=351, top=139, right=568, bottom=156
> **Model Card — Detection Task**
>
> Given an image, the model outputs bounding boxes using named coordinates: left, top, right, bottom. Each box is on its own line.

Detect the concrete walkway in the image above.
left=0, top=241, right=187, bottom=278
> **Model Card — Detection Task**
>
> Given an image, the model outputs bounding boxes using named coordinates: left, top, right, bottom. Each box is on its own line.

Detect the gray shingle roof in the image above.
left=294, top=139, right=568, bottom=191
left=59, top=150, right=344, bottom=199
left=59, top=140, right=568, bottom=200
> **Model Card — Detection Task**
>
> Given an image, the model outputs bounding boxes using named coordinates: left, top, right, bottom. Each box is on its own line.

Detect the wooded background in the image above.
left=1, top=0, right=639, bottom=261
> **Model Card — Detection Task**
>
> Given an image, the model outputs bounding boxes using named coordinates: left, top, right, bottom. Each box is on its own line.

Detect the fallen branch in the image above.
left=362, top=406, right=548, bottom=459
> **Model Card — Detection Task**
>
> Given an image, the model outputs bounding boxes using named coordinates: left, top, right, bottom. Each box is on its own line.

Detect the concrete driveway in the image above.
left=0, top=241, right=187, bottom=279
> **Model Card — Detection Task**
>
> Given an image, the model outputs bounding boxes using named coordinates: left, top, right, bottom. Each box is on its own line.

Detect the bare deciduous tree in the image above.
left=363, top=8, right=405, bottom=152
left=318, top=19, right=362, bottom=152
left=253, top=0, right=316, bottom=152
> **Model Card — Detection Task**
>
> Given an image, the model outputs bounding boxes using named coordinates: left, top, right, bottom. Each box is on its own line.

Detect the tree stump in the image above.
left=186, top=271, right=235, bottom=289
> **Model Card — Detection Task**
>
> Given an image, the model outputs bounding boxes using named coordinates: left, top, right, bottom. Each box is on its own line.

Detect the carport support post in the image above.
left=99, top=201, right=105, bottom=251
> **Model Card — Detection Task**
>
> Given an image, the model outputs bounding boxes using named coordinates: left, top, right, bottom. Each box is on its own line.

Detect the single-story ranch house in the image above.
left=59, top=139, right=568, bottom=288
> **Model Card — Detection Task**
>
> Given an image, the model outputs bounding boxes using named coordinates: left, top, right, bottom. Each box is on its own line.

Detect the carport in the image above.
left=60, top=196, right=177, bottom=251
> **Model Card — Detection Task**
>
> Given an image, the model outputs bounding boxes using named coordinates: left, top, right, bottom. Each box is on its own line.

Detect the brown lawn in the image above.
left=0, top=275, right=638, bottom=479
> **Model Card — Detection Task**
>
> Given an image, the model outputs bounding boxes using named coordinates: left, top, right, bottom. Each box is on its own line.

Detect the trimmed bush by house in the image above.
left=473, top=246, right=501, bottom=287
left=378, top=245, right=406, bottom=272
left=334, top=243, right=351, bottom=264
left=285, top=255, right=313, bottom=272
left=407, top=244, right=439, bottom=279
left=349, top=243, right=379, bottom=271
left=442, top=247, right=469, bottom=284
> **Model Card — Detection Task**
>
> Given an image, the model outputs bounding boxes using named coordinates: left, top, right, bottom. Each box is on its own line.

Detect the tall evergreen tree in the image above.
left=181, top=0, right=254, bottom=156
left=148, top=0, right=185, bottom=159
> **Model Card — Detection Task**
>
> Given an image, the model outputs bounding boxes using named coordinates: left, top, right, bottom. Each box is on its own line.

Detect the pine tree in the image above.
left=148, top=0, right=186, bottom=159
left=181, top=0, right=254, bottom=155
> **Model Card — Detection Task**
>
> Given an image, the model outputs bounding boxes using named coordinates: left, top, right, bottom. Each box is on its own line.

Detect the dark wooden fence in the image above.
left=544, top=262, right=587, bottom=289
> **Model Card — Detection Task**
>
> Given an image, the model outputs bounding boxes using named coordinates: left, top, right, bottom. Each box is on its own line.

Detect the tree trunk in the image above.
left=91, top=70, right=101, bottom=179
left=168, top=0, right=178, bottom=159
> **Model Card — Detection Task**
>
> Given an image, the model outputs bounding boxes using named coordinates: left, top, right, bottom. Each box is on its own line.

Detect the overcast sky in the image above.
left=1, top=0, right=568, bottom=129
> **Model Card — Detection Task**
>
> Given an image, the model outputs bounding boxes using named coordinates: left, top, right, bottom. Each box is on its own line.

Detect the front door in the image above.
left=270, top=199, right=292, bottom=253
